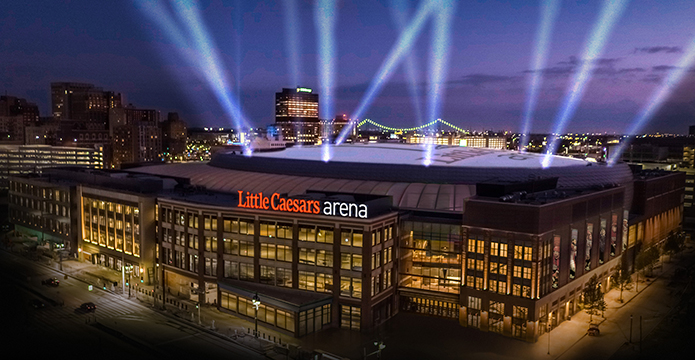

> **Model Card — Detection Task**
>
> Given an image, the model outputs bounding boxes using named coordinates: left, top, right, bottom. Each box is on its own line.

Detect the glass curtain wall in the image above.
left=400, top=222, right=462, bottom=294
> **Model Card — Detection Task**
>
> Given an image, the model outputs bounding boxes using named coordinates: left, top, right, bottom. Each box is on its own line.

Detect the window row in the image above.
left=220, top=292, right=295, bottom=332
left=298, top=271, right=333, bottom=293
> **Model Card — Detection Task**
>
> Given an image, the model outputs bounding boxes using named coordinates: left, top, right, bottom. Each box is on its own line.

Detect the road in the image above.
left=0, top=248, right=265, bottom=359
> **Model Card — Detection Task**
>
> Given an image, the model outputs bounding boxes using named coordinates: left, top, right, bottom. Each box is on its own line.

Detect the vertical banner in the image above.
left=552, top=235, right=560, bottom=289
left=599, top=218, right=607, bottom=264
left=610, top=213, right=618, bottom=257
left=585, top=223, right=593, bottom=271
left=570, top=229, right=577, bottom=280
left=622, top=209, right=629, bottom=251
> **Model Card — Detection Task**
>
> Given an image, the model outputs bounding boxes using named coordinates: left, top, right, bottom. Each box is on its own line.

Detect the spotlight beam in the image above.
left=335, top=0, right=436, bottom=145
left=234, top=0, right=243, bottom=110
left=608, top=36, right=695, bottom=165
left=315, top=0, right=338, bottom=162
left=424, top=0, right=457, bottom=166
left=542, top=0, right=630, bottom=168
left=172, top=1, right=250, bottom=131
left=135, top=1, right=251, bottom=153
left=389, top=0, right=425, bottom=126
left=520, top=0, right=562, bottom=151
left=283, top=0, right=302, bottom=87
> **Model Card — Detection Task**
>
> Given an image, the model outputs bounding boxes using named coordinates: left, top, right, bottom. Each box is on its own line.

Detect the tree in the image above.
left=663, top=231, right=684, bottom=262
left=610, top=262, right=633, bottom=302
left=582, top=275, right=606, bottom=324
left=635, top=246, right=660, bottom=277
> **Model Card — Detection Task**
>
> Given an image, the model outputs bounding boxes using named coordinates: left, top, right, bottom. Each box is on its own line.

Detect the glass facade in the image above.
left=83, top=196, right=140, bottom=257
left=400, top=222, right=462, bottom=294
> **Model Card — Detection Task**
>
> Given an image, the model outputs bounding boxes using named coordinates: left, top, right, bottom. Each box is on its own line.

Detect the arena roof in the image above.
left=133, top=144, right=634, bottom=212
left=249, top=143, right=585, bottom=168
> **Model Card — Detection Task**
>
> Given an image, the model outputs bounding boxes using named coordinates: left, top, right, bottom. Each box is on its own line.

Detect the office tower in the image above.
left=274, top=87, right=320, bottom=145
left=51, top=82, right=122, bottom=126
left=109, top=106, right=161, bottom=168
left=162, top=112, right=188, bottom=160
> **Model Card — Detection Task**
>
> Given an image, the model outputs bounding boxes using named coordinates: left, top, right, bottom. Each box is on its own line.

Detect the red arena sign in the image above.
left=238, top=191, right=368, bottom=219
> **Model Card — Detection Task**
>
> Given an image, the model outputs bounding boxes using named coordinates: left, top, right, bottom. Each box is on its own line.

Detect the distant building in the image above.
left=162, top=112, right=188, bottom=160
left=274, top=87, right=320, bottom=145
left=0, top=95, right=40, bottom=125
left=407, top=135, right=506, bottom=149
left=0, top=115, right=24, bottom=144
left=51, top=82, right=122, bottom=126
left=109, top=106, right=162, bottom=168
left=0, top=95, right=40, bottom=144
left=690, top=125, right=695, bottom=136
left=0, top=144, right=103, bottom=189
left=321, top=114, right=356, bottom=143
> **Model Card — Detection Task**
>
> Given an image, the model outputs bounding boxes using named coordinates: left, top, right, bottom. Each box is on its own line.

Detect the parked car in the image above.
left=79, top=302, right=96, bottom=312
left=587, top=324, right=600, bottom=336
left=41, top=278, right=59, bottom=287
left=29, top=299, right=45, bottom=309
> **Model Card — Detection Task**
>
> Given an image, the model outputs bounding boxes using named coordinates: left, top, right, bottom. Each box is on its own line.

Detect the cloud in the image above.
left=593, top=67, right=647, bottom=76
left=594, top=58, right=621, bottom=66
left=617, top=68, right=647, bottom=74
left=642, top=74, right=663, bottom=83
left=523, top=66, right=574, bottom=77
left=449, top=74, right=520, bottom=86
left=556, top=56, right=620, bottom=66
left=557, top=56, right=580, bottom=66
left=634, top=46, right=682, bottom=54
left=526, top=56, right=624, bottom=78
left=652, top=65, right=679, bottom=72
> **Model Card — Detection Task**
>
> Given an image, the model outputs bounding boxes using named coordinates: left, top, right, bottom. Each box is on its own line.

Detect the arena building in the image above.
left=8, top=143, right=683, bottom=342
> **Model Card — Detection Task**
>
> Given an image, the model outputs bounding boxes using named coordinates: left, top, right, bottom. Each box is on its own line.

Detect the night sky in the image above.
left=2, top=0, right=695, bottom=133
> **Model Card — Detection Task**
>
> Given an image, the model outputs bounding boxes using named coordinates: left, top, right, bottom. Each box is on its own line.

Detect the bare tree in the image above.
left=611, top=263, right=633, bottom=302
left=582, top=275, right=606, bottom=324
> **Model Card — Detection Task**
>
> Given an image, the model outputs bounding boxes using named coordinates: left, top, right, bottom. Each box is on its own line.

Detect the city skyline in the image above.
left=2, top=1, right=695, bottom=134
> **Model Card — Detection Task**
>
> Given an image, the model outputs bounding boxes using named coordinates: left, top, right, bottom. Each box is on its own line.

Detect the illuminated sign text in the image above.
left=238, top=191, right=367, bottom=218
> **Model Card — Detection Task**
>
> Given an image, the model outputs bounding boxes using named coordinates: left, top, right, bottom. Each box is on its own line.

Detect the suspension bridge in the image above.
left=356, top=118, right=468, bottom=133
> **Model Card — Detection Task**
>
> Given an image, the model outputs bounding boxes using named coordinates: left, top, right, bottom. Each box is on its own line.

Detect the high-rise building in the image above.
left=109, top=106, right=161, bottom=168
left=0, top=95, right=41, bottom=144
left=51, top=82, right=122, bottom=126
left=162, top=112, right=188, bottom=160
left=0, top=95, right=40, bottom=125
left=274, top=87, right=320, bottom=145
left=321, top=114, right=356, bottom=143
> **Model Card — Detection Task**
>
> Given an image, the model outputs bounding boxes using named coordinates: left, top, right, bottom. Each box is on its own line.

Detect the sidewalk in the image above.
left=528, top=246, right=695, bottom=360
left=5, top=245, right=315, bottom=360
left=8, top=240, right=693, bottom=360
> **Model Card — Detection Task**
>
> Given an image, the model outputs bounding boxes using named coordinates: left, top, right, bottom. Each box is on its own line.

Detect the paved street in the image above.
left=0, top=247, right=265, bottom=360
left=2, top=241, right=693, bottom=360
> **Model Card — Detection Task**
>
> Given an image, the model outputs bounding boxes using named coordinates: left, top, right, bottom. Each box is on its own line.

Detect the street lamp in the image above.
left=366, top=341, right=386, bottom=359
left=252, top=293, right=261, bottom=338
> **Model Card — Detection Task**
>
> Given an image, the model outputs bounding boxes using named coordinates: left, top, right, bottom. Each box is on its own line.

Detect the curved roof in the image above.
left=134, top=144, right=633, bottom=212
left=134, top=162, right=472, bottom=212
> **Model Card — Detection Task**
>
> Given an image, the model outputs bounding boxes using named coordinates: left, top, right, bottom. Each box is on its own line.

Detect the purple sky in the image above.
left=2, top=0, right=695, bottom=133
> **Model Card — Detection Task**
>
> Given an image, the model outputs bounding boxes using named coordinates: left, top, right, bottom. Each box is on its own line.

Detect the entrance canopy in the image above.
left=219, top=279, right=332, bottom=313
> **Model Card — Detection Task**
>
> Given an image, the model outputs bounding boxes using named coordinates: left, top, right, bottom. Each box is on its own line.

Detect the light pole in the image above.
left=366, top=341, right=386, bottom=359
left=127, top=265, right=133, bottom=297
left=547, top=321, right=551, bottom=355
left=252, top=293, right=261, bottom=338
left=121, top=257, right=125, bottom=296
